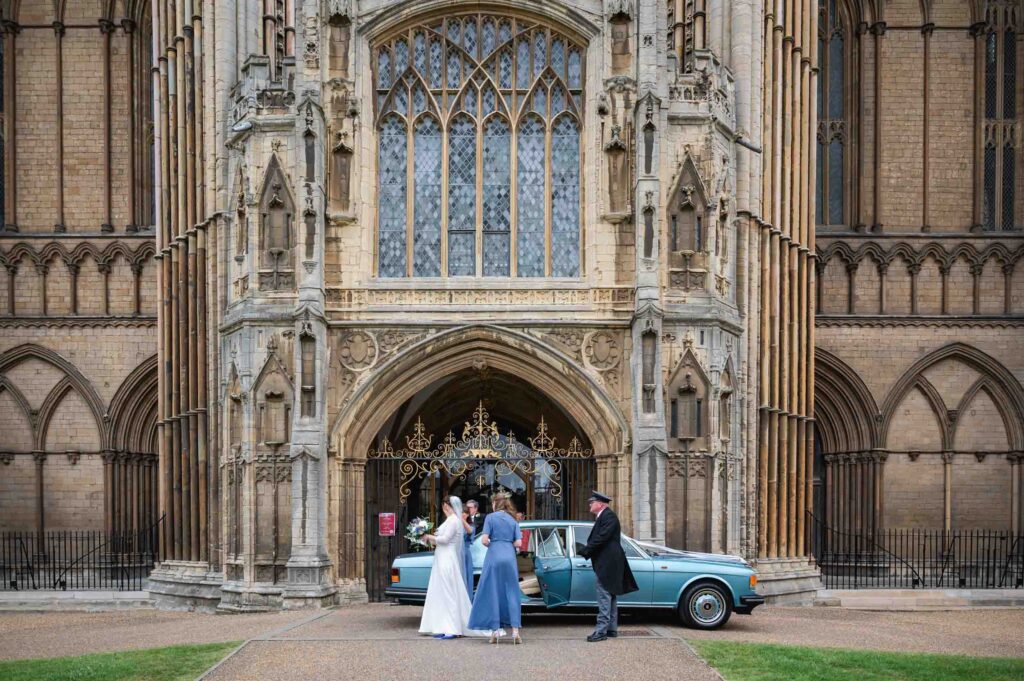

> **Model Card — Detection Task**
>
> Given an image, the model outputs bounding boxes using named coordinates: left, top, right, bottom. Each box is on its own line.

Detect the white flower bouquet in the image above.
left=404, top=517, right=434, bottom=550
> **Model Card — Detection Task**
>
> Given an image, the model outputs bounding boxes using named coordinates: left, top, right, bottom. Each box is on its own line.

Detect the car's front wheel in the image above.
left=678, top=582, right=732, bottom=630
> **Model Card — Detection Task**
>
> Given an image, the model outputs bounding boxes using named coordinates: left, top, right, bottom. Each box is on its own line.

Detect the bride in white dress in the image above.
left=418, top=497, right=488, bottom=639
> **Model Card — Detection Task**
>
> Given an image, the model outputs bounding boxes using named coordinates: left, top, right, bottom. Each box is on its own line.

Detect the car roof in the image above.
left=518, top=520, right=593, bottom=528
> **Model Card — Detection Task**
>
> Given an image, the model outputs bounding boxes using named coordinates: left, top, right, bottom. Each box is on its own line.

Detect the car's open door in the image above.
left=532, top=526, right=572, bottom=608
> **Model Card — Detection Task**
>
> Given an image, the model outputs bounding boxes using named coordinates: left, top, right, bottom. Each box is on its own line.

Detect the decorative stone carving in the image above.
left=337, top=331, right=378, bottom=371
left=583, top=331, right=621, bottom=372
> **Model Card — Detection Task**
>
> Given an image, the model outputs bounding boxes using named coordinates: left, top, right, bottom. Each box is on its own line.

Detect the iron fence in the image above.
left=809, top=512, right=1024, bottom=589
left=1, top=523, right=159, bottom=591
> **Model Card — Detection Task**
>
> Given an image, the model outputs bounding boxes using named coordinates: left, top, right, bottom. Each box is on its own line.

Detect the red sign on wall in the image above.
left=378, top=513, right=396, bottom=536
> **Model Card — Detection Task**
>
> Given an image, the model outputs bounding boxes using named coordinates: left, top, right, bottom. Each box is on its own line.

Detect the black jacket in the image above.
left=578, top=508, right=639, bottom=596
left=467, top=513, right=485, bottom=538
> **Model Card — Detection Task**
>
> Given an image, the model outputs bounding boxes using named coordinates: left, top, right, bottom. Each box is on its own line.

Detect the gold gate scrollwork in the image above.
left=368, top=401, right=593, bottom=504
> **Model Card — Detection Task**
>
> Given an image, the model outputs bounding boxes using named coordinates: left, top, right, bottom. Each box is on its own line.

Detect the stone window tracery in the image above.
left=982, top=1, right=1020, bottom=231
left=816, top=0, right=847, bottom=228
left=373, top=13, right=584, bottom=278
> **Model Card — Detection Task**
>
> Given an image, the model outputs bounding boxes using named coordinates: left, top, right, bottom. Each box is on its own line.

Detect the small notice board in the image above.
left=378, top=512, right=396, bottom=536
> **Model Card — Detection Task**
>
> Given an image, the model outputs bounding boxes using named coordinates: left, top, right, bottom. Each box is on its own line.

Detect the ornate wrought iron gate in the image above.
left=365, top=402, right=595, bottom=601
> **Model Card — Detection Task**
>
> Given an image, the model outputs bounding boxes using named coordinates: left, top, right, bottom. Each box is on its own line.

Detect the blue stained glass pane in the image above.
left=448, top=115, right=476, bottom=276
left=378, top=50, right=391, bottom=89
left=377, top=116, right=407, bottom=277
left=464, top=87, right=477, bottom=117
left=817, top=38, right=824, bottom=119
left=986, top=32, right=997, bottom=119
left=828, top=35, right=843, bottom=120
left=551, top=39, right=565, bottom=76
left=447, top=47, right=461, bottom=88
left=483, top=118, right=511, bottom=277
left=500, top=49, right=513, bottom=88
left=1003, top=145, right=1015, bottom=230
left=447, top=19, right=461, bottom=44
left=464, top=20, right=477, bottom=57
left=378, top=93, right=386, bottom=111
left=983, top=146, right=996, bottom=229
left=1005, top=31, right=1016, bottom=119
left=533, top=88, right=547, bottom=115
left=498, top=20, right=512, bottom=44
left=567, top=48, right=581, bottom=88
left=412, top=83, right=427, bottom=115
left=413, top=117, right=442, bottom=276
left=395, top=39, right=408, bottom=75
left=393, top=87, right=408, bottom=116
left=517, top=38, right=531, bottom=88
left=414, top=32, right=426, bottom=72
left=533, top=32, right=547, bottom=77
left=550, top=116, right=580, bottom=277
left=517, top=115, right=545, bottom=277
left=482, top=18, right=496, bottom=57
left=482, top=87, right=496, bottom=116
left=430, top=39, right=443, bottom=88
left=827, top=139, right=843, bottom=226
left=816, top=141, right=824, bottom=225
left=551, top=85, right=566, bottom=114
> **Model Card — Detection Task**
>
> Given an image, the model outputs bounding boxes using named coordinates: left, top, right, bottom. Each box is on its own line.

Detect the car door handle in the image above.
left=573, top=560, right=590, bottom=567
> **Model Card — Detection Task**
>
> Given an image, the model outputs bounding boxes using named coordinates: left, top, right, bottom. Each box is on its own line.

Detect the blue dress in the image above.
left=462, top=521, right=475, bottom=600
left=467, top=511, right=522, bottom=630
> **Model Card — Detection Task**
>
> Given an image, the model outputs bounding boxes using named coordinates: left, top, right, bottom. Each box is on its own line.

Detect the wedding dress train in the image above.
left=418, top=513, right=488, bottom=637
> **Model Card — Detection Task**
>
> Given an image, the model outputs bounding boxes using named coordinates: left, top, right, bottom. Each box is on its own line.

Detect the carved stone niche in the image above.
left=329, top=132, right=354, bottom=214
left=609, top=12, right=632, bottom=76
left=667, top=156, right=710, bottom=290
left=665, top=349, right=710, bottom=451
left=258, top=155, right=297, bottom=291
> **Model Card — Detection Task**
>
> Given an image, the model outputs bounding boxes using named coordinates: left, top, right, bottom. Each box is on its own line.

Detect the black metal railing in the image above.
left=1, top=522, right=160, bottom=591
left=809, top=512, right=1024, bottom=589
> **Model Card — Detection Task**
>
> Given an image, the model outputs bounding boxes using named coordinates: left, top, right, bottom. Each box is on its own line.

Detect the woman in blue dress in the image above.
left=460, top=506, right=476, bottom=600
left=467, top=493, right=523, bottom=644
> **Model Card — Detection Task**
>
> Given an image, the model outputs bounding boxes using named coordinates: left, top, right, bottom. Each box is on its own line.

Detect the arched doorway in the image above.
left=363, top=367, right=596, bottom=600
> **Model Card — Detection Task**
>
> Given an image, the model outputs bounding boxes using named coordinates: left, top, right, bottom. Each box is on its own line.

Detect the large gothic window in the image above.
left=982, top=2, right=1019, bottom=231
left=816, top=0, right=846, bottom=228
left=374, top=14, right=584, bottom=278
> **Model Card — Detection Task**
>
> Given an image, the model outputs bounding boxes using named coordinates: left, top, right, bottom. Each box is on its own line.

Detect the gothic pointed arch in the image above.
left=332, top=325, right=628, bottom=461
left=667, top=153, right=710, bottom=253
left=665, top=348, right=711, bottom=450
left=880, top=343, right=1024, bottom=450
left=252, top=338, right=294, bottom=448
left=814, top=348, right=881, bottom=454
left=257, top=154, right=297, bottom=290
left=107, top=355, right=158, bottom=453
left=0, top=343, right=106, bottom=446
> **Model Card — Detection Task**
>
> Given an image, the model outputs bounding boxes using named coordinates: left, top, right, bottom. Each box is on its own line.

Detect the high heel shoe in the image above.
left=512, top=633, right=523, bottom=645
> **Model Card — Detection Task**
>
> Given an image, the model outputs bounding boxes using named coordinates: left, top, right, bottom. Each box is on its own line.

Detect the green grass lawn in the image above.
left=0, top=641, right=241, bottom=681
left=691, top=640, right=1024, bottom=681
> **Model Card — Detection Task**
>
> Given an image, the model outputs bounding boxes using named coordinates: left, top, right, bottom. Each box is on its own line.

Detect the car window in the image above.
left=535, top=527, right=566, bottom=558
left=572, top=525, right=644, bottom=558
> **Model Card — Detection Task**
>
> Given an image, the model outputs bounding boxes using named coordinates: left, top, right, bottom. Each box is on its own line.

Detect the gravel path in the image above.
left=0, top=609, right=311, bottom=661
left=685, top=606, right=1024, bottom=658
left=2, top=602, right=1022, bottom=679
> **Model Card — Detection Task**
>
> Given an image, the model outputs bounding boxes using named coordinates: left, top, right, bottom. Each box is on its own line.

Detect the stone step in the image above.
left=0, top=590, right=154, bottom=611
left=814, top=589, right=1024, bottom=610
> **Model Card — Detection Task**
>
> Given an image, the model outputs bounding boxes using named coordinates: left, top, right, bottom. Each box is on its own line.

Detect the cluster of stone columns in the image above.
left=823, top=452, right=885, bottom=544
left=104, top=452, right=159, bottom=536
left=155, top=0, right=213, bottom=564
left=756, top=0, right=817, bottom=560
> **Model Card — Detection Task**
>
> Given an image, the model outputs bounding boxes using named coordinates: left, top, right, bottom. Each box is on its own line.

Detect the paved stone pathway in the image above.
left=2, top=603, right=1023, bottom=679
left=202, top=606, right=721, bottom=681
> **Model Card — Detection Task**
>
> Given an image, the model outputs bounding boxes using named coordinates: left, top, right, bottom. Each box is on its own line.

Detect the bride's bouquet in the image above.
left=404, top=517, right=434, bottom=550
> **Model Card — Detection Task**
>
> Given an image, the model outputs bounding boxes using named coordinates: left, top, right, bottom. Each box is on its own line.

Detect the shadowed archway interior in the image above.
left=363, top=366, right=596, bottom=600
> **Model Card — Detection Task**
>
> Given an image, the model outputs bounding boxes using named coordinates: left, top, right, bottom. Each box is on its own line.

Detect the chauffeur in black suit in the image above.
left=578, top=491, right=638, bottom=642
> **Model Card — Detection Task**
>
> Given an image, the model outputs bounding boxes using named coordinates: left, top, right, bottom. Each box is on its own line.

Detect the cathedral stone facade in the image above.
left=0, top=0, right=1020, bottom=610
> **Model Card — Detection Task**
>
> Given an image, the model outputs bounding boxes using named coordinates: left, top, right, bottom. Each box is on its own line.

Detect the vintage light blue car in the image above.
left=385, top=520, right=764, bottom=630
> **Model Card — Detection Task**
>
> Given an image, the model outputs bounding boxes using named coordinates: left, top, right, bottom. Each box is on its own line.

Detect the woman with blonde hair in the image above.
left=467, top=492, right=523, bottom=643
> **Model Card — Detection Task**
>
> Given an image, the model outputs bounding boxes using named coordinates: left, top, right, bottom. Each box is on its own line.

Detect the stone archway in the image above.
left=327, top=325, right=629, bottom=593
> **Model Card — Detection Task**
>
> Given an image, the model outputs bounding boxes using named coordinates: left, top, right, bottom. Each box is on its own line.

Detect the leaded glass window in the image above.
left=374, top=13, right=585, bottom=277
left=981, top=2, right=1019, bottom=231
left=816, top=0, right=846, bottom=228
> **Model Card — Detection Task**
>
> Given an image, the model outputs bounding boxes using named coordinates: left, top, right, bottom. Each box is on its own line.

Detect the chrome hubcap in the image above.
left=690, top=589, right=724, bottom=624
